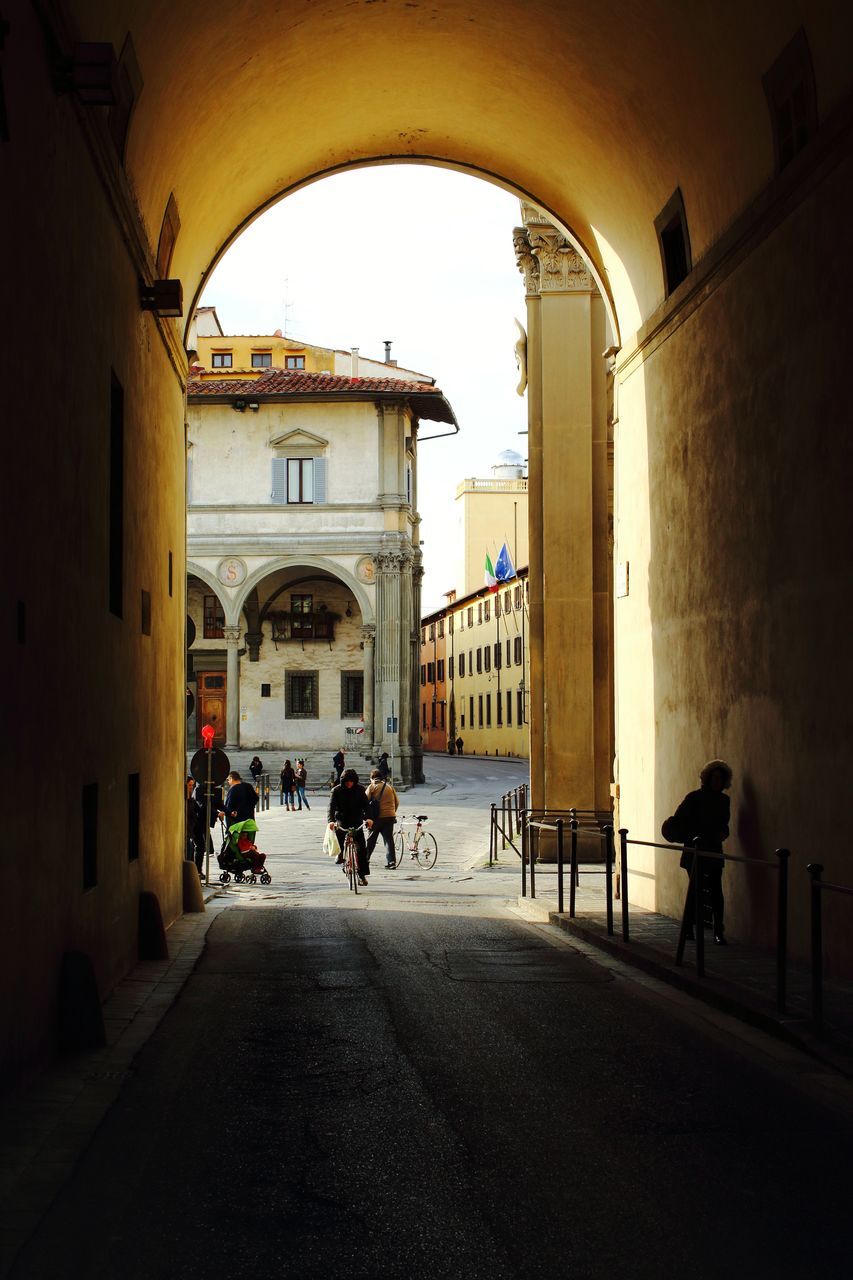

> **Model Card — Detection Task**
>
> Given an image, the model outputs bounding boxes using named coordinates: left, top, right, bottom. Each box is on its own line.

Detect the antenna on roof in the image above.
left=282, top=278, right=296, bottom=338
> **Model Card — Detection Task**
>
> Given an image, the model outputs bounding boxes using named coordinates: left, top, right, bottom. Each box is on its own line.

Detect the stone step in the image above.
left=186, top=748, right=379, bottom=789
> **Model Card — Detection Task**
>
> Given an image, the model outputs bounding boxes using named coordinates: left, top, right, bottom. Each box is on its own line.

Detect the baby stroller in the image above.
left=217, top=818, right=271, bottom=885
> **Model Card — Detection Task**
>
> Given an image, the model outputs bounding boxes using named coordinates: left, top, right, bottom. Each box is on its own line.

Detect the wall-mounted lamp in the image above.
left=139, top=278, right=183, bottom=317
left=247, top=402, right=260, bottom=412
left=54, top=42, right=119, bottom=106
left=345, top=603, right=353, bottom=618
left=232, top=399, right=247, bottom=413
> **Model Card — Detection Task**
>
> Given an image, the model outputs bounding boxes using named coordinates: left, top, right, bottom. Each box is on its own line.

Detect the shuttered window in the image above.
left=271, top=456, right=327, bottom=504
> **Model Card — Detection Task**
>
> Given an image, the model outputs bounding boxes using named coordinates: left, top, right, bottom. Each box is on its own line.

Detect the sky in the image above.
left=198, top=164, right=528, bottom=612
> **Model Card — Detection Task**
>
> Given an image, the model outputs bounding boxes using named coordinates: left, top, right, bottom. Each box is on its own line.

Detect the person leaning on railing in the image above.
left=663, top=759, right=732, bottom=946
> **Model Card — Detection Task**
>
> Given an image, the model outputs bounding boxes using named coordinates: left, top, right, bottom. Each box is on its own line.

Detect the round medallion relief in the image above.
left=356, top=556, right=376, bottom=583
left=217, top=557, right=247, bottom=587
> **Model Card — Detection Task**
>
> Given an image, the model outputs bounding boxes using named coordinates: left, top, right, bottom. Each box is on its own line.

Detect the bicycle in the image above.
left=394, top=815, right=438, bottom=869
left=336, top=825, right=364, bottom=893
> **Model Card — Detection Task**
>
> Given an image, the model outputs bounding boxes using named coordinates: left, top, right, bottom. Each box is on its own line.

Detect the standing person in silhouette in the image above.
left=332, top=747, right=346, bottom=784
left=455, top=736, right=464, bottom=756
left=294, top=758, right=310, bottom=810
left=664, top=759, right=732, bottom=945
left=280, top=759, right=296, bottom=810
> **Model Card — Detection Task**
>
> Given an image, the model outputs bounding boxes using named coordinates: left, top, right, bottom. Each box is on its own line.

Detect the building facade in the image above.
left=186, top=339, right=457, bottom=786
left=420, top=570, right=530, bottom=758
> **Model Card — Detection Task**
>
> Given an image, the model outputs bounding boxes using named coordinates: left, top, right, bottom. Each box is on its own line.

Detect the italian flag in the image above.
left=484, top=553, right=498, bottom=592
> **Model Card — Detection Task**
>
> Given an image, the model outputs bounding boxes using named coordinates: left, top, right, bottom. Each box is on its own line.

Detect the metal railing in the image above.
left=489, top=785, right=528, bottom=864
left=521, top=808, right=614, bottom=920
left=806, top=864, right=853, bottom=1030
left=256, top=772, right=271, bottom=811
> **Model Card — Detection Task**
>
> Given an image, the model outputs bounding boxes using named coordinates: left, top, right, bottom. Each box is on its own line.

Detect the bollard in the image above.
left=807, top=863, right=824, bottom=1030
left=182, top=859, right=205, bottom=912
left=556, top=818, right=565, bottom=915
left=619, top=827, right=630, bottom=942
left=694, top=841, right=705, bottom=978
left=605, top=824, right=614, bottom=935
left=569, top=819, right=579, bottom=917
left=521, top=807, right=528, bottom=897
left=530, top=818, right=536, bottom=900
left=776, top=848, right=790, bottom=1013
left=489, top=803, right=496, bottom=866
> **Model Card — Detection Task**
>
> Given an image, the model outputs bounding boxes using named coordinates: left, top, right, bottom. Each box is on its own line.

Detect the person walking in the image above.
left=663, top=759, right=732, bottom=945
left=327, top=768, right=372, bottom=885
left=365, top=768, right=400, bottom=869
left=332, top=747, right=346, bottom=784
left=280, top=759, right=296, bottom=810
left=294, top=758, right=310, bottom=810
left=189, top=781, right=222, bottom=877
left=376, top=751, right=391, bottom=781
left=221, top=771, right=258, bottom=829
left=455, top=736, right=464, bottom=756
left=249, top=756, right=264, bottom=793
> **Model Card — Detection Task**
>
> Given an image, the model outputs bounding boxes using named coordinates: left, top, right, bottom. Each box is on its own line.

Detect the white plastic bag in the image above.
left=322, top=825, right=338, bottom=858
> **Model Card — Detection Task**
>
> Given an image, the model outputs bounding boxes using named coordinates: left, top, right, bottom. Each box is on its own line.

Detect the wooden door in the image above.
left=197, top=672, right=227, bottom=745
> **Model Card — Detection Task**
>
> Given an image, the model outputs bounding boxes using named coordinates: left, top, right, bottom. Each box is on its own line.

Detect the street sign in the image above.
left=386, top=716, right=398, bottom=733
left=189, top=747, right=230, bottom=785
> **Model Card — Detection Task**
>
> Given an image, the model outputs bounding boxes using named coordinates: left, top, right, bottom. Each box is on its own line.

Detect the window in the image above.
left=438, top=619, right=444, bottom=638
left=468, top=650, right=473, bottom=674
left=287, top=457, right=314, bottom=503
left=469, top=696, right=474, bottom=726
left=82, top=782, right=98, bottom=890
left=493, top=642, right=501, bottom=669
left=421, top=664, right=426, bottom=685
left=141, top=589, right=151, bottom=636
left=421, top=628, right=426, bottom=645
left=427, top=662, right=435, bottom=683
left=476, top=648, right=482, bottom=674
left=437, top=659, right=445, bottom=681
left=109, top=372, right=124, bottom=619
left=449, top=615, right=454, bottom=634
left=440, top=703, right=445, bottom=729
left=203, top=594, right=224, bottom=639
left=459, top=653, right=465, bottom=677
left=155, top=192, right=180, bottom=278
left=484, top=647, right=491, bottom=673
left=467, top=607, right=474, bottom=627
left=763, top=29, right=817, bottom=172
left=505, top=589, right=512, bottom=612
left=211, top=351, right=233, bottom=368
left=285, top=355, right=305, bottom=369
left=128, top=773, right=139, bottom=862
left=514, top=585, right=522, bottom=609
left=506, top=690, right=512, bottom=726
left=431, top=701, right=437, bottom=729
left=429, top=623, right=435, bottom=640
left=478, top=695, right=483, bottom=727
left=506, top=638, right=512, bottom=667
left=448, top=656, right=454, bottom=680
left=285, top=670, right=318, bottom=718
left=252, top=351, right=272, bottom=367
left=261, top=683, right=271, bottom=697
left=341, top=671, right=364, bottom=717
left=477, top=602, right=483, bottom=625
left=655, top=188, right=692, bottom=297
left=497, top=692, right=502, bottom=725
left=514, top=636, right=523, bottom=664
left=495, top=594, right=501, bottom=616
left=422, top=703, right=427, bottom=729
left=109, top=34, right=143, bottom=160
left=517, top=689, right=524, bottom=724
left=291, top=594, right=313, bottom=638
left=461, top=714, right=465, bottom=729
left=486, top=694, right=492, bottom=727
left=484, top=599, right=490, bottom=622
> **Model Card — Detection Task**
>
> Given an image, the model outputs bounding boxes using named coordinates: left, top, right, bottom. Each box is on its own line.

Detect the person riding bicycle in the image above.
left=327, top=767, right=373, bottom=885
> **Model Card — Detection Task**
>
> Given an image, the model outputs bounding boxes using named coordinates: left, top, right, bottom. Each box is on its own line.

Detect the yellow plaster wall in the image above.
left=195, top=335, right=334, bottom=373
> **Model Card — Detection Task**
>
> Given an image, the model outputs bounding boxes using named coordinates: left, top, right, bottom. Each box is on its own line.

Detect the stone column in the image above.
left=410, top=556, right=425, bottom=783
left=362, top=624, right=375, bottom=751
left=223, top=625, right=241, bottom=749
left=374, top=551, right=402, bottom=769
left=515, top=208, right=612, bottom=821
left=398, top=550, right=415, bottom=786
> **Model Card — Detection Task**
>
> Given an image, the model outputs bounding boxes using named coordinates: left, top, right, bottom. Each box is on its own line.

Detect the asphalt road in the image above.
left=11, top=758, right=853, bottom=1278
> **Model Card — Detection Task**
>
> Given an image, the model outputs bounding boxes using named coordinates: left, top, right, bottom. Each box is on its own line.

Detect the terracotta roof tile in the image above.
left=187, top=369, right=444, bottom=397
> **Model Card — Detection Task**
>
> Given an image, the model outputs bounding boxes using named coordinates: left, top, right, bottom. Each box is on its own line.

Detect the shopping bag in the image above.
left=322, top=825, right=338, bottom=857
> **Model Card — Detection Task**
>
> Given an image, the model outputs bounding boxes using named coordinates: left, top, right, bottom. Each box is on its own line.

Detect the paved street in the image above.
left=7, top=756, right=853, bottom=1278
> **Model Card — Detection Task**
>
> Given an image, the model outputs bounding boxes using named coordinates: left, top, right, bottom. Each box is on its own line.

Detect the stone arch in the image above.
left=186, top=562, right=231, bottom=620
left=185, top=157, right=622, bottom=350
left=235, top=557, right=374, bottom=628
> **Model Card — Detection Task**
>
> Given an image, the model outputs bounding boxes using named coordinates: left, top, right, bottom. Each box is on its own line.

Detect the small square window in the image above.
left=286, top=670, right=318, bottom=719
left=212, top=352, right=233, bottom=368
left=261, top=683, right=271, bottom=698
left=252, top=352, right=273, bottom=368
left=286, top=355, right=305, bottom=369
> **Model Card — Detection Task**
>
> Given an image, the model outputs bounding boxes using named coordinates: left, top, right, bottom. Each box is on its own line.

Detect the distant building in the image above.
left=186, top=320, right=457, bottom=785
left=455, top=448, right=528, bottom=597
left=420, top=568, right=530, bottom=758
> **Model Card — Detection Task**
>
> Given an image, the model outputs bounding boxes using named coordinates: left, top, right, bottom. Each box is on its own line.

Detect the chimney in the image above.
left=384, top=340, right=392, bottom=363
left=350, top=346, right=359, bottom=377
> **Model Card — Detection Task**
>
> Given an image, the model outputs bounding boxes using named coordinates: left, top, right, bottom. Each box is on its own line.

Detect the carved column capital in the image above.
left=362, top=623, right=376, bottom=646
left=513, top=226, right=540, bottom=296
left=528, top=227, right=594, bottom=293
left=222, top=625, right=241, bottom=648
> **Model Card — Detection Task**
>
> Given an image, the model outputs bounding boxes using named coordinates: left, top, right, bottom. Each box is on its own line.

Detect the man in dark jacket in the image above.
left=221, top=771, right=258, bottom=828
left=328, top=768, right=373, bottom=883
left=190, top=781, right=222, bottom=875
left=666, top=759, right=732, bottom=945
left=332, top=748, right=346, bottom=784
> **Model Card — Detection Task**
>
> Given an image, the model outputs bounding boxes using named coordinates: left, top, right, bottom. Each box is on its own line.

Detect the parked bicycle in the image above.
left=337, top=825, right=362, bottom=893
left=395, top=815, right=438, bottom=869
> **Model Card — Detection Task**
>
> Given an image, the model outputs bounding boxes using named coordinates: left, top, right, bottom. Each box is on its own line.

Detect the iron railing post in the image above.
left=694, top=840, right=705, bottom=978
left=807, top=863, right=824, bottom=1030
left=521, top=808, right=528, bottom=897
left=502, top=793, right=507, bottom=852
left=569, top=818, right=579, bottom=917
left=605, top=820, right=614, bottom=935
left=619, top=827, right=629, bottom=942
left=556, top=818, right=565, bottom=915
left=530, top=819, right=536, bottom=900
left=776, top=847, right=790, bottom=1013
left=489, top=803, right=495, bottom=866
